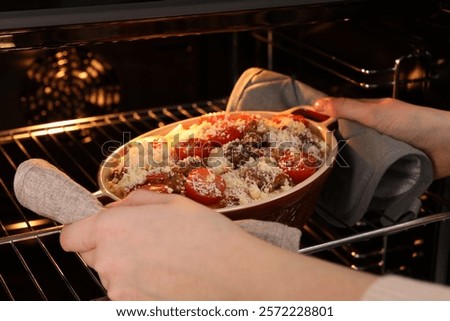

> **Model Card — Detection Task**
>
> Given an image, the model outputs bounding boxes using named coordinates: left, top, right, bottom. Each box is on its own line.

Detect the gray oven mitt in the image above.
left=13, top=158, right=300, bottom=252
left=226, top=67, right=326, bottom=112
left=227, top=67, right=434, bottom=227
left=316, top=119, right=433, bottom=227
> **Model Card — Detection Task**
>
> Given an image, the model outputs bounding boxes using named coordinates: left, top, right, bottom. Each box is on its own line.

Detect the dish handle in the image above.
left=282, top=105, right=336, bottom=129
left=92, top=189, right=117, bottom=205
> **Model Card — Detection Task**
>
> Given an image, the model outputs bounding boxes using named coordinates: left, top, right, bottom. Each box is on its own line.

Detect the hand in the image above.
left=60, top=190, right=262, bottom=300
left=60, top=189, right=376, bottom=300
left=314, top=97, right=450, bottom=179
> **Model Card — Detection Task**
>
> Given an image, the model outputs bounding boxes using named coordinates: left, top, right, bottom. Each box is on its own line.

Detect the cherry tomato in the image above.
left=145, top=172, right=169, bottom=184
left=201, top=113, right=254, bottom=123
left=174, top=138, right=213, bottom=160
left=185, top=168, right=226, bottom=205
left=203, top=113, right=256, bottom=145
left=136, top=173, right=171, bottom=194
left=206, top=126, right=241, bottom=145
left=137, top=184, right=171, bottom=193
left=278, top=152, right=316, bottom=184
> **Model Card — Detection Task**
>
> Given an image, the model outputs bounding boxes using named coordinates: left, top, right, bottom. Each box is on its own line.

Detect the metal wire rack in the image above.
left=1, top=98, right=449, bottom=300
left=0, top=99, right=225, bottom=300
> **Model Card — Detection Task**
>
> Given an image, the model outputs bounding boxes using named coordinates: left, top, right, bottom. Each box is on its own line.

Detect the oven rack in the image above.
left=253, top=21, right=432, bottom=99
left=1, top=98, right=449, bottom=300
left=300, top=189, right=450, bottom=279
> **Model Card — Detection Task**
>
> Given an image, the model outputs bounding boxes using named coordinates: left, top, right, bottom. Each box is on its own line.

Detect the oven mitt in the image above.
left=13, top=158, right=301, bottom=252
left=226, top=67, right=326, bottom=112
left=315, top=119, right=433, bottom=227
left=227, top=67, right=434, bottom=227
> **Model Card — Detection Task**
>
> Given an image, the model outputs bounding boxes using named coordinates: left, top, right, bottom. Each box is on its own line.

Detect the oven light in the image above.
left=57, top=58, right=68, bottom=66
left=56, top=51, right=68, bottom=59
left=73, top=71, right=88, bottom=79
left=97, top=89, right=105, bottom=107
left=5, top=218, right=52, bottom=231
left=21, top=48, right=121, bottom=125
left=91, top=59, right=105, bottom=73
left=55, top=69, right=66, bottom=79
left=87, top=65, right=99, bottom=78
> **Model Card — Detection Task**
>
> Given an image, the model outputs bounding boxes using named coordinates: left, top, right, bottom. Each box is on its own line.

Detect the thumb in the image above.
left=60, top=213, right=99, bottom=253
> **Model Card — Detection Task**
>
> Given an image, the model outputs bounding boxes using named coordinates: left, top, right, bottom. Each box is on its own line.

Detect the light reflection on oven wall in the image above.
left=20, top=48, right=121, bottom=126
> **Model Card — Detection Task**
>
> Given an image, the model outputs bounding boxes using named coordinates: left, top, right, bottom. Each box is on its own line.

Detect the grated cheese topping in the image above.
left=106, top=112, right=326, bottom=207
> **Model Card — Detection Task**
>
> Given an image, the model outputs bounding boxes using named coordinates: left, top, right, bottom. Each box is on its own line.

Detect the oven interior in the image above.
left=1, top=0, right=450, bottom=300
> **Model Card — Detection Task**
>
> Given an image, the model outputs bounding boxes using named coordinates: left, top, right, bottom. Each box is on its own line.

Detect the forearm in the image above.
left=254, top=243, right=450, bottom=301
left=274, top=252, right=376, bottom=300
left=362, top=274, right=450, bottom=300
left=61, top=189, right=450, bottom=301
left=231, top=238, right=377, bottom=300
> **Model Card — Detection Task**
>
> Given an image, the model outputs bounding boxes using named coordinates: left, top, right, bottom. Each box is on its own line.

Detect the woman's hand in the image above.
left=60, top=190, right=264, bottom=300
left=60, top=189, right=376, bottom=300
left=314, top=97, right=450, bottom=179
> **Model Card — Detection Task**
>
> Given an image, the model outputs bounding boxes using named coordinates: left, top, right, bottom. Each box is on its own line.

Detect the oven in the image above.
left=1, top=0, right=450, bottom=300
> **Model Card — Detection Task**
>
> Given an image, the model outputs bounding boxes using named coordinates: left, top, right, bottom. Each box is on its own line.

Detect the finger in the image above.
left=314, top=97, right=352, bottom=118
left=331, top=97, right=371, bottom=120
left=315, top=97, right=382, bottom=126
left=60, top=213, right=99, bottom=253
left=314, top=97, right=356, bottom=118
left=112, top=189, right=178, bottom=207
left=313, top=97, right=334, bottom=116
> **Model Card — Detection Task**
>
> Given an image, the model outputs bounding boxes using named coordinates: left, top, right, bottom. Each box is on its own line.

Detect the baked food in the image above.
left=106, top=112, right=326, bottom=208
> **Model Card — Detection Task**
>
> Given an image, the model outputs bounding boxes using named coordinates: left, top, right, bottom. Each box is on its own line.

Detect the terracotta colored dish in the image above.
left=96, top=107, right=337, bottom=228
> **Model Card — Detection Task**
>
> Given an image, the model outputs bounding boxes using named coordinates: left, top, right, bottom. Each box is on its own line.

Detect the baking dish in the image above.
left=96, top=106, right=337, bottom=227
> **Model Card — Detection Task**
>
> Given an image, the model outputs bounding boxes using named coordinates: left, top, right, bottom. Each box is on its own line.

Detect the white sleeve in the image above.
left=362, top=274, right=450, bottom=300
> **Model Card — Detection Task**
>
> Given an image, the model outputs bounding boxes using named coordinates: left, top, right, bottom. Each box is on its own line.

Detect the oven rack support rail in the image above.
left=2, top=211, right=450, bottom=252
left=299, top=212, right=450, bottom=255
